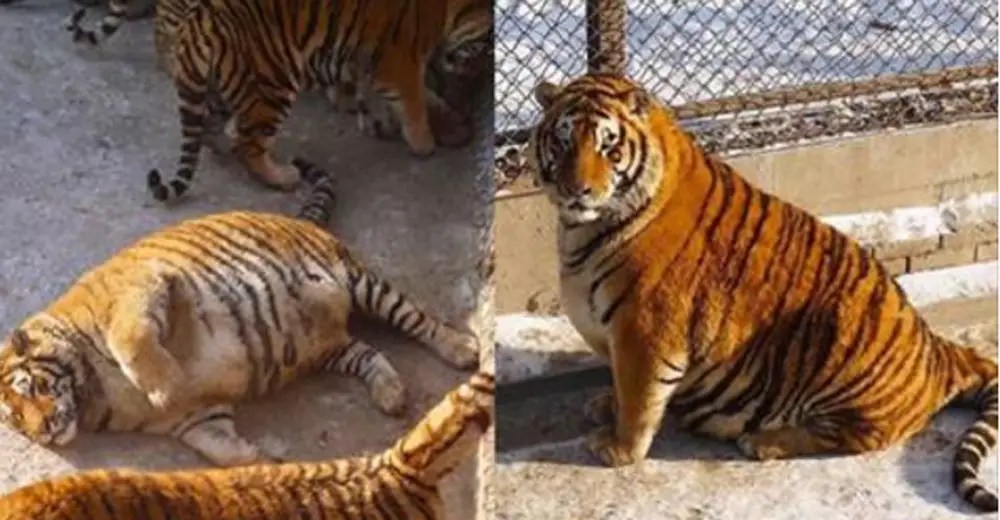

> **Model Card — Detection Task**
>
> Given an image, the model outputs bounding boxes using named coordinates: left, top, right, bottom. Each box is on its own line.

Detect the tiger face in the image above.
left=529, top=75, right=666, bottom=225
left=0, top=328, right=80, bottom=446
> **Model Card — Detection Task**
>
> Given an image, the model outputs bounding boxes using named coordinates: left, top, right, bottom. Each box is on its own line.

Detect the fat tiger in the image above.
left=528, top=73, right=998, bottom=512
left=0, top=371, right=493, bottom=520
left=0, top=159, right=480, bottom=467
left=65, top=0, right=491, bottom=202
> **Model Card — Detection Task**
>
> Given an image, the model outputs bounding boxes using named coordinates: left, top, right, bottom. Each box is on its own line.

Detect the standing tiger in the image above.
left=528, top=74, right=998, bottom=512
left=0, top=159, right=480, bottom=467
left=0, top=371, right=493, bottom=519
left=66, top=0, right=491, bottom=202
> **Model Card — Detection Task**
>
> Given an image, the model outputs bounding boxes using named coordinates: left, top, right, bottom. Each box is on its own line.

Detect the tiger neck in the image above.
left=557, top=121, right=706, bottom=274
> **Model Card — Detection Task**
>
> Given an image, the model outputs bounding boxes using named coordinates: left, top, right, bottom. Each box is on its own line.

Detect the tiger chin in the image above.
left=528, top=74, right=998, bottom=512
left=0, top=159, right=481, bottom=469
left=0, top=372, right=493, bottom=520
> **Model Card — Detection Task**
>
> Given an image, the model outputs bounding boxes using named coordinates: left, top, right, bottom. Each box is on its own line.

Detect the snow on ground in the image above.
left=496, top=0, right=998, bottom=131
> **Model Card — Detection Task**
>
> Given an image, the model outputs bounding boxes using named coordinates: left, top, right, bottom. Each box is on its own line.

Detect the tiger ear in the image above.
left=10, top=329, right=30, bottom=356
left=625, top=87, right=654, bottom=117
left=534, top=81, right=562, bottom=109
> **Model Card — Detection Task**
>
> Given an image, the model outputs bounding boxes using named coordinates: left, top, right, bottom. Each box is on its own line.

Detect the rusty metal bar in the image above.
left=586, top=0, right=627, bottom=75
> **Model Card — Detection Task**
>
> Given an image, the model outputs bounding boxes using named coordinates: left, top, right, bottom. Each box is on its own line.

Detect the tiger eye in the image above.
left=608, top=148, right=622, bottom=163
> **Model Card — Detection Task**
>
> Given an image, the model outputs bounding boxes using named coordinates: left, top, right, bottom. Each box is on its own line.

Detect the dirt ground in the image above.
left=0, top=2, right=491, bottom=518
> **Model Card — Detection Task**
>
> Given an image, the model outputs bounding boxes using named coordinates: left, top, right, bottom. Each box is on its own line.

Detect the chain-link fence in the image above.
left=495, top=0, right=998, bottom=192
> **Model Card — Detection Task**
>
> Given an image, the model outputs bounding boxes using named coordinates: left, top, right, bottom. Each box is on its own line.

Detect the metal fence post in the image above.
left=586, top=0, right=627, bottom=75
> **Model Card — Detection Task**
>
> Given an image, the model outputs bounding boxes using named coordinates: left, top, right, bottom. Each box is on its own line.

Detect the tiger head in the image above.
left=0, top=326, right=81, bottom=446
left=529, top=74, right=677, bottom=225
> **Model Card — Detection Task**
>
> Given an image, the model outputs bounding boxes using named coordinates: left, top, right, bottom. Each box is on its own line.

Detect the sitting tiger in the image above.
left=0, top=371, right=493, bottom=520
left=0, top=159, right=480, bottom=467
left=65, top=0, right=491, bottom=202
left=528, top=74, right=998, bottom=512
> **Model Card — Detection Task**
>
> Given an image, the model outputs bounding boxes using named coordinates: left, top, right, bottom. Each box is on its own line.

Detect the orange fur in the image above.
left=0, top=372, right=493, bottom=520
left=529, top=73, right=998, bottom=512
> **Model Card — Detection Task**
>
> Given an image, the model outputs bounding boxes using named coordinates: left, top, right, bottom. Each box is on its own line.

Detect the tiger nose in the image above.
left=565, top=186, right=592, bottom=197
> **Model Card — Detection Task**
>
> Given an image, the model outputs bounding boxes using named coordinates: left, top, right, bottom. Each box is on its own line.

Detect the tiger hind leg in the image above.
left=324, top=338, right=407, bottom=416
left=171, top=404, right=281, bottom=467
left=583, top=389, right=615, bottom=426
left=232, top=92, right=300, bottom=191
left=344, top=265, right=480, bottom=368
left=737, top=426, right=842, bottom=461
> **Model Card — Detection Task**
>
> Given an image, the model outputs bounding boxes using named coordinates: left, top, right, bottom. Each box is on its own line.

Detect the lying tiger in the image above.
left=0, top=371, right=493, bottom=519
left=65, top=0, right=492, bottom=202
left=528, top=73, right=998, bottom=512
left=0, top=159, right=480, bottom=467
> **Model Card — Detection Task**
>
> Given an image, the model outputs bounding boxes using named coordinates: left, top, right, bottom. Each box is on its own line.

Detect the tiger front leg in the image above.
left=587, top=337, right=686, bottom=467
left=232, top=93, right=301, bottom=191
left=324, top=338, right=407, bottom=415
left=106, top=275, right=188, bottom=411
left=171, top=404, right=282, bottom=467
left=374, top=63, right=435, bottom=156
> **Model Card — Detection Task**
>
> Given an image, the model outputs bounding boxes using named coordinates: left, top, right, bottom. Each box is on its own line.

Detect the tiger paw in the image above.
left=214, top=442, right=267, bottom=468
left=583, top=391, right=615, bottom=426
left=737, top=432, right=787, bottom=461
left=436, top=329, right=481, bottom=369
left=586, top=425, right=639, bottom=467
left=401, top=126, right=436, bottom=157
left=372, top=376, right=407, bottom=416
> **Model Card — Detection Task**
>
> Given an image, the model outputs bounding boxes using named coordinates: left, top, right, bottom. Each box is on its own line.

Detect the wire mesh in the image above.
left=494, top=0, right=998, bottom=192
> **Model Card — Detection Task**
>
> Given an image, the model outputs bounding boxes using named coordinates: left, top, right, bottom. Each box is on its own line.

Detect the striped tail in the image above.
left=389, top=371, right=494, bottom=482
left=147, top=26, right=216, bottom=204
left=64, top=1, right=127, bottom=46
left=954, top=375, right=998, bottom=512
left=293, top=158, right=337, bottom=227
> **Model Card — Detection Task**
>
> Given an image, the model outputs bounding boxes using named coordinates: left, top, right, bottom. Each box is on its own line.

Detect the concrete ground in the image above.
left=0, top=2, right=491, bottom=519
left=494, top=297, right=999, bottom=519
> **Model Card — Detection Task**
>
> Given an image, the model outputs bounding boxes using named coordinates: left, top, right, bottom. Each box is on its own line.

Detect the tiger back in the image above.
left=529, top=73, right=998, bottom=512
left=0, top=372, right=493, bottom=520
left=0, top=159, right=479, bottom=468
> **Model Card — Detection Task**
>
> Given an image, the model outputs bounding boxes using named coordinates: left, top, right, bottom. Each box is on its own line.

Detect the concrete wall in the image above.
left=495, top=119, right=999, bottom=314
